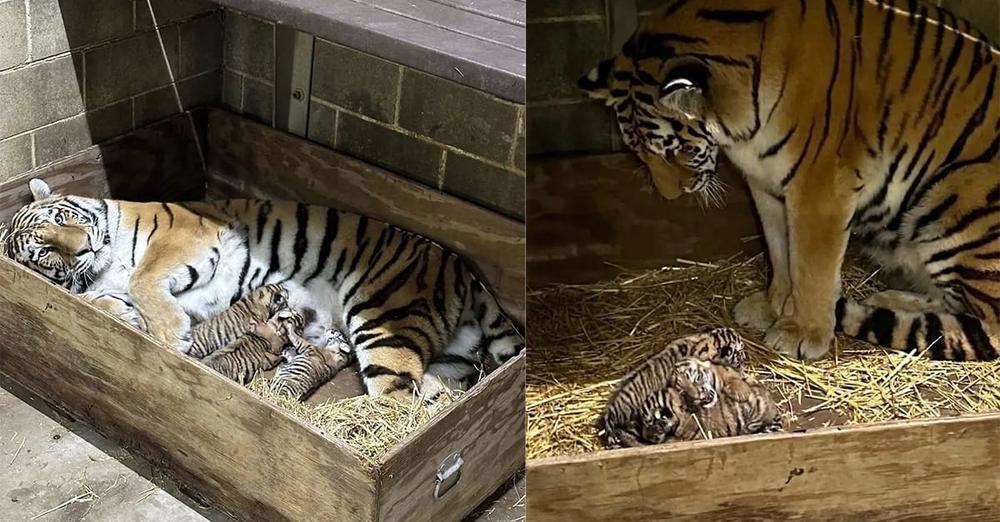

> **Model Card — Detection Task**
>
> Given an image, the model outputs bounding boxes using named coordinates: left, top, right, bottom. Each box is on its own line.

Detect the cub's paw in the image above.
left=733, top=291, right=776, bottom=330
left=764, top=318, right=832, bottom=360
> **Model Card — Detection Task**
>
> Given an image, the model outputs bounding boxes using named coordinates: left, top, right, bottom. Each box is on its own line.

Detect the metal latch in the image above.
left=434, top=453, right=464, bottom=499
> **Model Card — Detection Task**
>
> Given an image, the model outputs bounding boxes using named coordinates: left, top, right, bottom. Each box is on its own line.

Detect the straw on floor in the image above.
left=527, top=253, right=1000, bottom=460
left=248, top=378, right=457, bottom=468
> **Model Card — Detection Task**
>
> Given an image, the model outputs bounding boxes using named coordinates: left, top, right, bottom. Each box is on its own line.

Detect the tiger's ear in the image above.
left=660, top=62, right=709, bottom=119
left=578, top=58, right=615, bottom=103
left=28, top=179, right=53, bottom=201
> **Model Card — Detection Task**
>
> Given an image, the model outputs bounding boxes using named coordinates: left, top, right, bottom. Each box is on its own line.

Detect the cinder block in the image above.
left=527, top=20, right=608, bottom=102
left=528, top=0, right=605, bottom=20
left=137, top=0, right=217, bottom=27
left=33, top=100, right=131, bottom=166
left=311, top=40, right=401, bottom=124
left=336, top=112, right=444, bottom=188
left=29, top=0, right=134, bottom=61
left=242, top=77, right=273, bottom=125
left=134, top=71, right=220, bottom=128
left=398, top=69, right=518, bottom=164
left=179, top=13, right=224, bottom=78
left=527, top=102, right=614, bottom=155
left=0, top=56, right=85, bottom=140
left=224, top=10, right=274, bottom=81
left=85, top=28, right=180, bottom=108
left=443, top=152, right=525, bottom=220
left=0, top=1, right=28, bottom=70
left=0, top=134, right=34, bottom=181
left=307, top=101, right=336, bottom=148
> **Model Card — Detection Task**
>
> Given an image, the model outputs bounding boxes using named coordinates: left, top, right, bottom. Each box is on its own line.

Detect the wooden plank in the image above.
left=527, top=153, right=760, bottom=285
left=377, top=354, right=525, bottom=522
left=0, top=113, right=205, bottom=222
left=527, top=414, right=1000, bottom=521
left=0, top=259, right=377, bottom=522
left=205, top=108, right=526, bottom=326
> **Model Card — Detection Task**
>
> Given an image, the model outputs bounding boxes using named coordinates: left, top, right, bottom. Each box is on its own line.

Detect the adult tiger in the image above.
left=580, top=0, right=1000, bottom=360
left=3, top=179, right=524, bottom=399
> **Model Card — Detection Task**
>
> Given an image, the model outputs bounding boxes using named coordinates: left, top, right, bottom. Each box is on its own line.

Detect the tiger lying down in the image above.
left=599, top=329, right=782, bottom=447
left=2, top=179, right=524, bottom=402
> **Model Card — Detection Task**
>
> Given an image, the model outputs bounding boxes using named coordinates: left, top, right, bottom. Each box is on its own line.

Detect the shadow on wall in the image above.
left=0, top=0, right=223, bottom=200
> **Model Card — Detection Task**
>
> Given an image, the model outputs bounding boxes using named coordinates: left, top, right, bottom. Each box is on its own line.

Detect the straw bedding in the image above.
left=248, top=377, right=459, bottom=468
left=527, top=252, right=1000, bottom=460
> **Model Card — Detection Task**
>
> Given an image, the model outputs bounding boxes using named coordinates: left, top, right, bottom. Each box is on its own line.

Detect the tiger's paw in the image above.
left=764, top=317, right=832, bottom=360
left=733, top=291, right=776, bottom=330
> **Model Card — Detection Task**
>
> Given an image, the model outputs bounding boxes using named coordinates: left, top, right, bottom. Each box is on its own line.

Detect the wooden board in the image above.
left=527, top=153, right=761, bottom=285
left=527, top=413, right=1000, bottom=521
left=0, top=114, right=205, bottom=224
left=0, top=258, right=376, bottom=522
left=204, top=108, right=526, bottom=326
left=378, top=354, right=526, bottom=522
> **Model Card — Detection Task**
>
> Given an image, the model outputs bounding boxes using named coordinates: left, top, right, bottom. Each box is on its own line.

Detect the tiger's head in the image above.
left=578, top=3, right=763, bottom=205
left=3, top=179, right=110, bottom=292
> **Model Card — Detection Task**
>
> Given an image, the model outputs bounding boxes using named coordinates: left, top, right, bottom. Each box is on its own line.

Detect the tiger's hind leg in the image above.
left=419, top=316, right=484, bottom=403
left=471, top=281, right=524, bottom=372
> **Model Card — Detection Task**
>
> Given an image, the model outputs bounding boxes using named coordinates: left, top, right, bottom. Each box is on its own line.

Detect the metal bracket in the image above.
left=434, top=453, right=464, bottom=499
left=274, top=25, right=315, bottom=137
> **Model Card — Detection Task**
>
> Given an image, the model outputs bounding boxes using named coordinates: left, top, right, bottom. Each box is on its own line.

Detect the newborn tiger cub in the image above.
left=271, top=328, right=354, bottom=400
left=598, top=328, right=746, bottom=448
left=671, top=359, right=783, bottom=440
left=190, top=283, right=289, bottom=358
left=202, top=309, right=302, bottom=383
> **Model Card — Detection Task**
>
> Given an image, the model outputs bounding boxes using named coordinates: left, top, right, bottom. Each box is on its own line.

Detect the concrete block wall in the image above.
left=528, top=0, right=1000, bottom=158
left=0, top=0, right=222, bottom=181
left=221, top=10, right=526, bottom=221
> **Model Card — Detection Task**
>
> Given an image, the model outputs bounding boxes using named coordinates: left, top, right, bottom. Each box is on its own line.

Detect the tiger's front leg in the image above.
left=765, top=165, right=857, bottom=360
left=733, top=183, right=790, bottom=330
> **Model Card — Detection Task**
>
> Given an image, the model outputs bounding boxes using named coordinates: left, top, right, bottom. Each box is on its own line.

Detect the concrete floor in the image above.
left=0, top=375, right=524, bottom=521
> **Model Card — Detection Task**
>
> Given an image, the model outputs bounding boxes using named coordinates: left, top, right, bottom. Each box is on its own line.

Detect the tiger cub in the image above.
left=271, top=328, right=354, bottom=400
left=4, top=179, right=523, bottom=399
left=202, top=309, right=302, bottom=383
left=190, top=283, right=289, bottom=358
left=580, top=0, right=1000, bottom=361
left=598, top=328, right=746, bottom=448
left=670, top=359, right=782, bottom=440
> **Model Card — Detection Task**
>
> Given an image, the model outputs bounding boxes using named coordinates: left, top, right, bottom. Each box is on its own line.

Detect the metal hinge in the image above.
left=434, top=453, right=464, bottom=499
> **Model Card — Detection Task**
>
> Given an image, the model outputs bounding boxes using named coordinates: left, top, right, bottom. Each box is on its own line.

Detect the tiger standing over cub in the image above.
left=3, top=179, right=523, bottom=400
left=580, top=0, right=1000, bottom=361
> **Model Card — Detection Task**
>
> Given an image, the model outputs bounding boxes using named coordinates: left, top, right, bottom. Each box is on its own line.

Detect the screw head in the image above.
left=292, top=88, right=304, bottom=101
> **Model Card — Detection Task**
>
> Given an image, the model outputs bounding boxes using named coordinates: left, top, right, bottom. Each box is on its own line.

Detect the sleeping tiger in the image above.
left=580, top=0, right=1000, bottom=360
left=202, top=308, right=302, bottom=383
left=598, top=328, right=746, bottom=447
left=3, top=179, right=524, bottom=399
left=272, top=328, right=354, bottom=400
left=671, top=358, right=782, bottom=440
left=190, top=283, right=289, bottom=358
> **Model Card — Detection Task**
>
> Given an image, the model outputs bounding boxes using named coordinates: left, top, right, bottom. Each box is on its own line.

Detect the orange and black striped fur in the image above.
left=4, top=179, right=523, bottom=399
left=581, top=0, right=1000, bottom=360
left=190, top=283, right=289, bottom=358
left=599, top=328, right=747, bottom=447
left=202, top=309, right=302, bottom=383
left=671, top=359, right=782, bottom=440
left=272, top=328, right=354, bottom=400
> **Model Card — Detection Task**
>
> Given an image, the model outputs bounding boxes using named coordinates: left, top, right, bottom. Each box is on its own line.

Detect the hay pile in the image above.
left=248, top=378, right=457, bottom=467
left=527, top=253, right=1000, bottom=460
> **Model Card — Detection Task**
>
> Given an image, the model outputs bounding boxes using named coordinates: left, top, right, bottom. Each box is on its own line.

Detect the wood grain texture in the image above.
left=0, top=114, right=205, bottom=224
left=204, top=108, right=525, bottom=326
left=528, top=153, right=760, bottom=285
left=0, top=259, right=377, bottom=522
left=527, top=413, right=1000, bottom=521
left=378, top=354, right=525, bottom=522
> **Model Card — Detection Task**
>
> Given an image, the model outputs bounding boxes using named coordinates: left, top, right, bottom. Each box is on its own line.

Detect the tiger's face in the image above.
left=580, top=49, right=721, bottom=203
left=4, top=182, right=108, bottom=291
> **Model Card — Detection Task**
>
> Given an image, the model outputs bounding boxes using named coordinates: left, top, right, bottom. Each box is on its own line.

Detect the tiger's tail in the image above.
left=835, top=298, right=1000, bottom=361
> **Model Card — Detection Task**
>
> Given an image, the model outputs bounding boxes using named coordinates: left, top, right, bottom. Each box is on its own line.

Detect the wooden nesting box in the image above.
left=0, top=109, right=525, bottom=522
left=526, top=153, right=1000, bottom=521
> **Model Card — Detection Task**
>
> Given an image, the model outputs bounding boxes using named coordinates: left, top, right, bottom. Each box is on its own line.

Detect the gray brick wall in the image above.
left=222, top=10, right=525, bottom=221
left=529, top=0, right=1000, bottom=157
left=0, top=0, right=222, bottom=181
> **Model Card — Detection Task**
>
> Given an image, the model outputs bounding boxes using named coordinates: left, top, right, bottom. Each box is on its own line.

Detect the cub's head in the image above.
left=247, top=283, right=291, bottom=317
left=3, top=179, right=107, bottom=291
